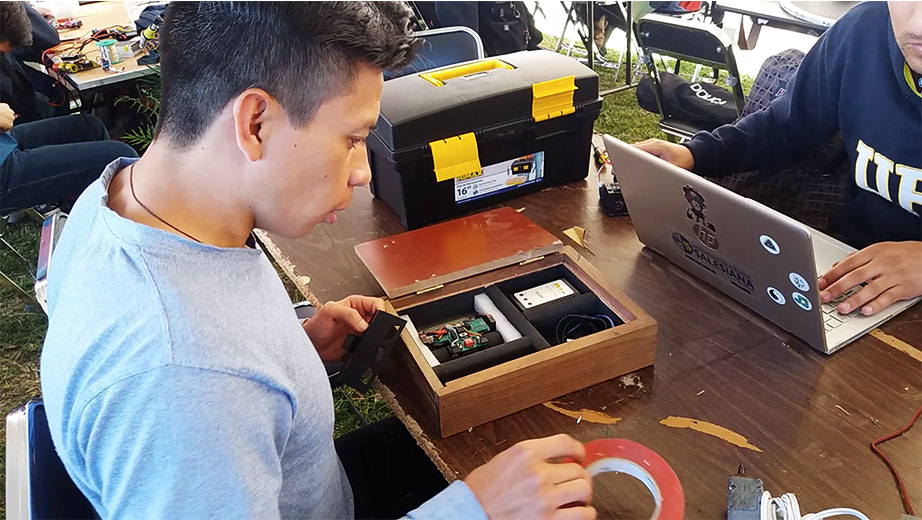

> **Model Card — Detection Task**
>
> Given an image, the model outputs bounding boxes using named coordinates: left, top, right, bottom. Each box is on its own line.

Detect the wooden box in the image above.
left=356, top=208, right=656, bottom=437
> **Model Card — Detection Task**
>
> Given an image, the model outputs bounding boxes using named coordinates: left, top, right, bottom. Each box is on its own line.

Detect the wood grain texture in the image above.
left=266, top=177, right=922, bottom=518
left=436, top=323, right=656, bottom=436
left=354, top=207, right=562, bottom=298
left=383, top=247, right=656, bottom=437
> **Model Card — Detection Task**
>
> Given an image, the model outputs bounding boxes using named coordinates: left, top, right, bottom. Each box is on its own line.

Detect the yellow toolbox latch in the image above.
left=532, top=76, right=577, bottom=122
left=429, top=132, right=482, bottom=182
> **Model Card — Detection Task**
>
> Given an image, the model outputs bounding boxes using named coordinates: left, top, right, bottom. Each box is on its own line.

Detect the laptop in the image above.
left=604, top=135, right=920, bottom=354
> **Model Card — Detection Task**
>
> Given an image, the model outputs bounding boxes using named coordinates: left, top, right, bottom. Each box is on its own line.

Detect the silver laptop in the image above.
left=604, top=135, right=920, bottom=354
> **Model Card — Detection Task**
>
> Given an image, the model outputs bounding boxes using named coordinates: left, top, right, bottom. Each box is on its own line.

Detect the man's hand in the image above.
left=633, top=138, right=695, bottom=170
left=465, top=434, right=595, bottom=520
left=34, top=5, right=56, bottom=21
left=0, top=103, right=16, bottom=132
left=818, top=241, right=922, bottom=316
left=302, top=295, right=385, bottom=361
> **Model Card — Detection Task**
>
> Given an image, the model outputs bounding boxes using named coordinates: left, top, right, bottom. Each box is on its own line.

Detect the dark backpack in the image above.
left=476, top=1, right=543, bottom=56
left=636, top=71, right=739, bottom=131
left=415, top=2, right=543, bottom=57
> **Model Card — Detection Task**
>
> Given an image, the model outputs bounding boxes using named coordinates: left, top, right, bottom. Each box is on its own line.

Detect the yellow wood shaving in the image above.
left=543, top=401, right=621, bottom=425
left=660, top=416, right=763, bottom=452
left=563, top=226, right=588, bottom=247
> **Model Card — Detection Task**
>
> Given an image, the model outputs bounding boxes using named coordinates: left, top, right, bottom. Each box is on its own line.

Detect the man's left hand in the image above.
left=818, top=241, right=922, bottom=316
left=34, top=5, right=55, bottom=21
left=302, top=295, right=385, bottom=361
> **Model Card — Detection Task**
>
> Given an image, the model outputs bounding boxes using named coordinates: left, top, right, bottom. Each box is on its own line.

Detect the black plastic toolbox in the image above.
left=368, top=50, right=602, bottom=229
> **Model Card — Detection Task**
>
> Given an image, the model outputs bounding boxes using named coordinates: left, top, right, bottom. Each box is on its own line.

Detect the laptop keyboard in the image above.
left=822, top=284, right=865, bottom=331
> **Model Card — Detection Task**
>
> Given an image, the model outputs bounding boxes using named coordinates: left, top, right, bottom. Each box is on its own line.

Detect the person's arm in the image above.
left=405, top=434, right=596, bottom=520
left=639, top=21, right=847, bottom=177
left=15, top=4, right=59, bottom=63
left=77, top=365, right=292, bottom=519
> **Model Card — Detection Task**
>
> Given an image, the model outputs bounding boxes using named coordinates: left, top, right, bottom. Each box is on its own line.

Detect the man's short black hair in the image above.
left=156, top=1, right=417, bottom=148
left=0, top=2, right=33, bottom=48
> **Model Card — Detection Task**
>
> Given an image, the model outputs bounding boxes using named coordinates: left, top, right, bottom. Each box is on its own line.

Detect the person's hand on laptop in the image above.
left=818, top=241, right=922, bottom=316
left=465, top=433, right=596, bottom=520
left=302, top=295, right=385, bottom=361
left=633, top=139, right=695, bottom=170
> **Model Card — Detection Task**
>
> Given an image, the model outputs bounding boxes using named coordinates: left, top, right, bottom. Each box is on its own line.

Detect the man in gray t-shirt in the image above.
left=41, top=3, right=597, bottom=519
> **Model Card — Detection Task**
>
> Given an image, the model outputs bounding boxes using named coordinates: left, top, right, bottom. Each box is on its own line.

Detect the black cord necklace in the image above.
left=128, top=163, right=202, bottom=243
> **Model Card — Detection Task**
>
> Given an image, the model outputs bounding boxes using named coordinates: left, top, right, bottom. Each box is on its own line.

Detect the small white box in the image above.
left=114, top=38, right=141, bottom=60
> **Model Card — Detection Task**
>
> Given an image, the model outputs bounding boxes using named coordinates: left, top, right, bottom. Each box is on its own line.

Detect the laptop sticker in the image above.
left=789, top=272, right=810, bottom=292
left=672, top=232, right=754, bottom=295
left=759, top=234, right=781, bottom=255
left=767, top=287, right=786, bottom=305
left=683, top=185, right=719, bottom=250
left=792, top=292, right=813, bottom=311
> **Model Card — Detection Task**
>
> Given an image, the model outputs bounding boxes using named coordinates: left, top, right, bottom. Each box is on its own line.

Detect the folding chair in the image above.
left=0, top=210, right=44, bottom=309
left=384, top=26, right=484, bottom=80
left=555, top=2, right=635, bottom=77
left=6, top=400, right=97, bottom=520
left=636, top=12, right=745, bottom=141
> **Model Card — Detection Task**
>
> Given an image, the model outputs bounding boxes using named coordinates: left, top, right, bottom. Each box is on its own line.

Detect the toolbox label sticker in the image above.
left=454, top=152, right=545, bottom=203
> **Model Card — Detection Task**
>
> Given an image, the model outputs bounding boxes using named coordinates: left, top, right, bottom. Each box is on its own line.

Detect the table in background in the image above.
left=712, top=1, right=853, bottom=50
left=54, top=1, right=155, bottom=92
left=260, top=172, right=921, bottom=517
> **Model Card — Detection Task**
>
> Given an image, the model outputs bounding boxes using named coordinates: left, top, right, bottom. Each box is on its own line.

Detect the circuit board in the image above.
left=419, top=314, right=497, bottom=358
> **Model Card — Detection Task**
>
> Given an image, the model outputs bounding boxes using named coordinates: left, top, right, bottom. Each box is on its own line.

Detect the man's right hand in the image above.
left=0, top=103, right=15, bottom=132
left=634, top=138, right=695, bottom=170
left=464, top=434, right=596, bottom=519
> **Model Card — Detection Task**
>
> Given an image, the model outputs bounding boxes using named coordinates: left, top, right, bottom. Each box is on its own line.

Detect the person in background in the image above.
left=0, top=3, right=137, bottom=216
left=635, top=1, right=921, bottom=319
left=41, top=3, right=596, bottom=519
left=0, top=102, right=138, bottom=215
left=415, top=1, right=543, bottom=56
left=0, top=2, right=62, bottom=123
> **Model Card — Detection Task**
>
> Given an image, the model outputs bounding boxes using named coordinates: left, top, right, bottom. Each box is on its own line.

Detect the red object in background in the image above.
left=53, top=18, right=83, bottom=30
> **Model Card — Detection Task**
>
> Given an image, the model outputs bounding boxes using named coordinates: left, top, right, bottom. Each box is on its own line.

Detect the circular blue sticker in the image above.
left=792, top=292, right=812, bottom=311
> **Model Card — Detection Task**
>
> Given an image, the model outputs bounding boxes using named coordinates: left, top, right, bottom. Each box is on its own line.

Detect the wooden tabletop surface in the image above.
left=55, top=1, right=154, bottom=91
left=261, top=169, right=921, bottom=518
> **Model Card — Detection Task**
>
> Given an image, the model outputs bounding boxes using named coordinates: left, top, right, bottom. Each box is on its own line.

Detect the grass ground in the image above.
left=0, top=45, right=752, bottom=514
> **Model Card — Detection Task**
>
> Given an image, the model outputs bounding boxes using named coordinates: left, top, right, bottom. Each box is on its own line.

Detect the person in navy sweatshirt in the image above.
left=636, top=1, right=922, bottom=319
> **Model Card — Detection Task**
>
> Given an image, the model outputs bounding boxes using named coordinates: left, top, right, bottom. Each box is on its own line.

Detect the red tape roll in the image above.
left=581, top=439, right=685, bottom=520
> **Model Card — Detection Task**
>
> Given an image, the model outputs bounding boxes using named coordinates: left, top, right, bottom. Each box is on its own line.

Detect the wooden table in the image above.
left=260, top=172, right=922, bottom=518
left=712, top=1, right=852, bottom=50
left=54, top=1, right=155, bottom=91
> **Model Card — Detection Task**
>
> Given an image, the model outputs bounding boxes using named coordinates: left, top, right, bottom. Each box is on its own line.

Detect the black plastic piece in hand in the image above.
left=332, top=311, right=406, bottom=393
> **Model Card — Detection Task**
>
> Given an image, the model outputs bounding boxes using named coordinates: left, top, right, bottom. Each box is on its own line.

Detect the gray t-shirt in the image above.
left=40, top=158, right=485, bottom=519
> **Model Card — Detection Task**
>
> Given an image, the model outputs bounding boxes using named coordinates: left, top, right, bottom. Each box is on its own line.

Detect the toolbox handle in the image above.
left=419, top=58, right=514, bottom=87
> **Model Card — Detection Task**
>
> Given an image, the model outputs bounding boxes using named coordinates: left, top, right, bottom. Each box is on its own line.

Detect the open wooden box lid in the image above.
left=355, top=207, right=563, bottom=298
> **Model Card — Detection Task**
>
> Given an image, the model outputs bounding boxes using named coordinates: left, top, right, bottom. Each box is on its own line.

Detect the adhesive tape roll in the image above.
left=581, top=439, right=684, bottom=520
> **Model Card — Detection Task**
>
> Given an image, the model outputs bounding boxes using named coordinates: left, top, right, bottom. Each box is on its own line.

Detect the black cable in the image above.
left=555, top=314, right=614, bottom=343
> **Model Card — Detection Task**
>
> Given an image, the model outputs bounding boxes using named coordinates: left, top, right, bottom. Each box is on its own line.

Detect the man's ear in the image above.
left=232, top=88, right=277, bottom=162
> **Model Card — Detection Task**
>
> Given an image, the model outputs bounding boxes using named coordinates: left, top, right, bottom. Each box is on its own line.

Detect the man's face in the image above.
left=253, top=63, right=383, bottom=238
left=0, top=41, right=13, bottom=53
left=890, top=1, right=922, bottom=74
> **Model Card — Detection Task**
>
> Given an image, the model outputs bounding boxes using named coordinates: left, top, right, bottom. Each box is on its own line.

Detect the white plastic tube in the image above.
left=473, top=292, right=522, bottom=342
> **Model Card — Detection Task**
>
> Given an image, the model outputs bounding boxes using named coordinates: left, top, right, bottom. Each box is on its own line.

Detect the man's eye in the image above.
left=349, top=138, right=366, bottom=149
